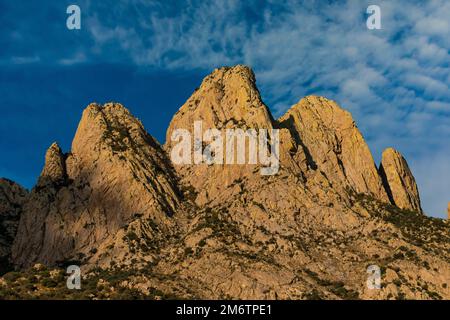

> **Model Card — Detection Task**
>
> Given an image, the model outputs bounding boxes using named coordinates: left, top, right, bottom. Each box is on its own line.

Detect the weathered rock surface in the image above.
left=0, top=179, right=27, bottom=272
left=165, top=65, right=285, bottom=206
left=1, top=65, right=448, bottom=300
left=379, top=148, right=422, bottom=213
left=37, top=142, right=67, bottom=187
left=279, top=96, right=389, bottom=203
left=166, top=65, right=274, bottom=142
left=447, top=202, right=450, bottom=220
left=12, top=103, right=184, bottom=268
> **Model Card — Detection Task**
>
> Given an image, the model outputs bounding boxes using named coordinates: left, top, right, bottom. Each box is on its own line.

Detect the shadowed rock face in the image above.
left=379, top=148, right=422, bottom=213
left=2, top=65, right=448, bottom=300
left=0, top=179, right=27, bottom=272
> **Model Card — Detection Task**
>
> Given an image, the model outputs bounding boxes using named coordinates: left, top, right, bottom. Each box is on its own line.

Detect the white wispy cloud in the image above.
left=11, top=56, right=41, bottom=64
left=58, top=52, right=87, bottom=65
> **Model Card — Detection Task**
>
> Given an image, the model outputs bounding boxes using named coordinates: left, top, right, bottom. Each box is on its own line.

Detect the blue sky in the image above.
left=1, top=0, right=449, bottom=218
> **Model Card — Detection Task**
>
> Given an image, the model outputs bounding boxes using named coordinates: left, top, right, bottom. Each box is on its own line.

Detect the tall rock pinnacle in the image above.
left=37, top=142, right=67, bottom=186
left=165, top=65, right=279, bottom=205
left=166, top=65, right=274, bottom=146
left=12, top=102, right=182, bottom=268
left=447, top=202, right=450, bottom=220
left=279, top=96, right=389, bottom=202
left=379, top=148, right=422, bottom=213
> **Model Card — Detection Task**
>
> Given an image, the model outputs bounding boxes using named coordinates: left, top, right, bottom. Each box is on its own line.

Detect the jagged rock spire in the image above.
left=166, top=65, right=274, bottom=148
left=12, top=102, right=182, bottom=268
left=37, top=142, right=67, bottom=186
left=164, top=65, right=278, bottom=205
left=379, top=148, right=422, bottom=213
left=279, top=95, right=389, bottom=202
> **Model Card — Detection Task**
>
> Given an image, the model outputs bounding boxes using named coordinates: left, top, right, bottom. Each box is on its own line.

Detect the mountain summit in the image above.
left=12, top=102, right=183, bottom=268
left=1, top=65, right=448, bottom=300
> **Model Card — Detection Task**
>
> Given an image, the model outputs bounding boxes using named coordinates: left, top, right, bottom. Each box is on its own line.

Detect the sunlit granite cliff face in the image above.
left=1, top=66, right=448, bottom=300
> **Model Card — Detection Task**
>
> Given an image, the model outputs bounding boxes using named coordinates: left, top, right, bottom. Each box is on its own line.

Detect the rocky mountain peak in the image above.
left=72, top=102, right=157, bottom=157
left=12, top=102, right=182, bottom=268
left=37, top=142, right=67, bottom=187
left=379, top=148, right=422, bottom=213
left=166, top=65, right=273, bottom=148
left=164, top=65, right=279, bottom=205
left=2, top=66, right=448, bottom=300
left=279, top=95, right=389, bottom=202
